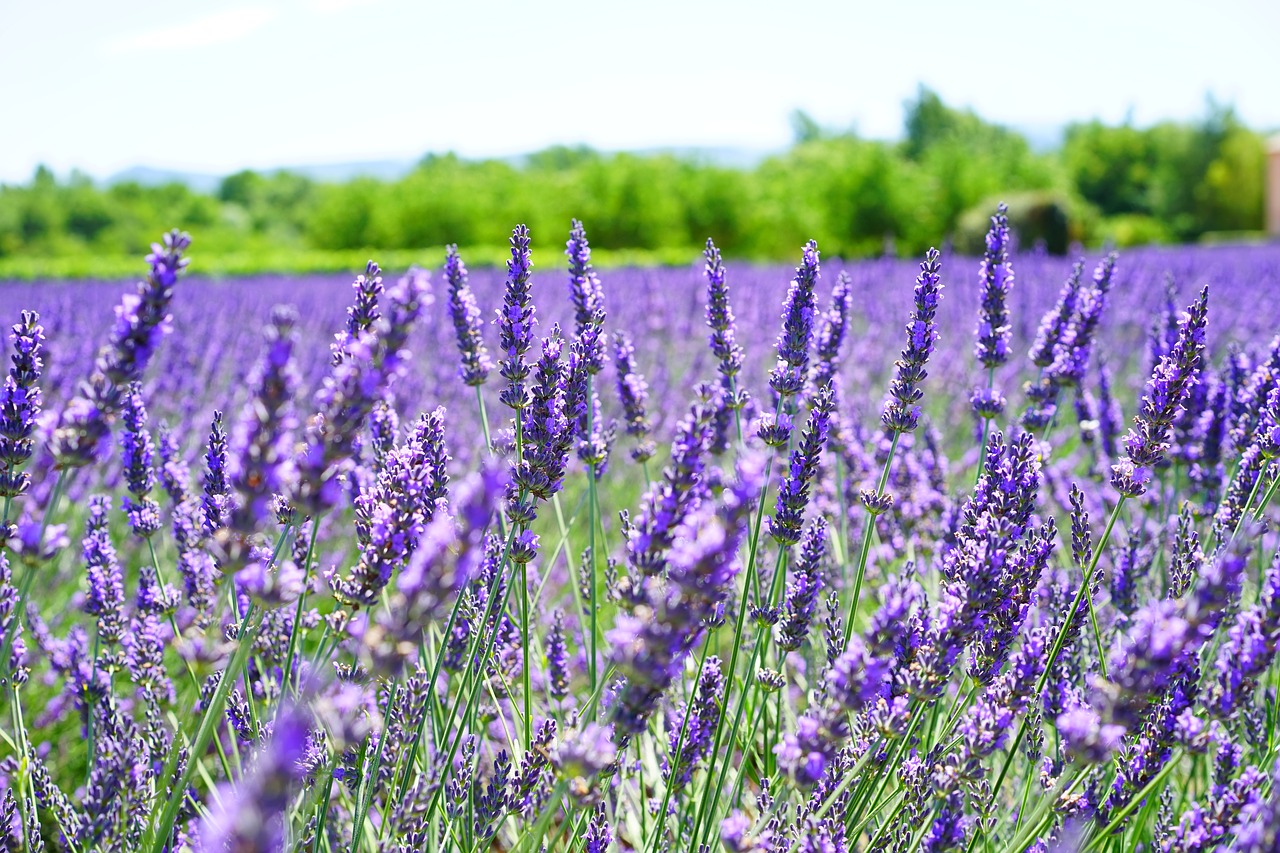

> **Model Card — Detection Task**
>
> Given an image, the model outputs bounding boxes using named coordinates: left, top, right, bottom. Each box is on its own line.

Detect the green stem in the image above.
left=349, top=681, right=399, bottom=853
left=845, top=430, right=901, bottom=644
left=146, top=606, right=263, bottom=853
left=282, top=517, right=321, bottom=697
left=646, top=630, right=714, bottom=852
left=975, top=497, right=1125, bottom=847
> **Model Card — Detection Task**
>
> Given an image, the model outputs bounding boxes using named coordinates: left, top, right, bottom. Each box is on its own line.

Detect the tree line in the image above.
left=0, top=88, right=1269, bottom=266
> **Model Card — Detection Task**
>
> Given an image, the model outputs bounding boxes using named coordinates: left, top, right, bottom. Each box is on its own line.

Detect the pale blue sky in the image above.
left=2, top=0, right=1278, bottom=183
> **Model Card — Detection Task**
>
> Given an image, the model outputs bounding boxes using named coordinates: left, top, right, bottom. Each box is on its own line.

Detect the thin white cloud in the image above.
left=305, top=0, right=380, bottom=12
left=104, top=6, right=277, bottom=55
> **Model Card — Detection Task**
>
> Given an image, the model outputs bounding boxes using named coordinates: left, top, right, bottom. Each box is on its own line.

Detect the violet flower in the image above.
left=777, top=518, right=826, bottom=652
left=611, top=454, right=764, bottom=736
left=0, top=311, right=43, bottom=499
left=769, top=384, right=835, bottom=547
left=883, top=249, right=943, bottom=434
left=613, top=331, right=655, bottom=463
left=228, top=306, right=300, bottom=537
left=201, top=703, right=312, bottom=852
left=51, top=230, right=190, bottom=468
left=705, top=238, right=745, bottom=397
left=444, top=244, right=492, bottom=387
left=769, top=240, right=821, bottom=401
left=118, top=385, right=161, bottom=538
left=974, top=202, right=1013, bottom=369
left=567, top=219, right=607, bottom=374
left=1111, top=286, right=1210, bottom=497
left=497, top=225, right=536, bottom=412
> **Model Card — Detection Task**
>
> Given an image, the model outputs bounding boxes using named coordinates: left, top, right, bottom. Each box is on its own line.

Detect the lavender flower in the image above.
left=551, top=722, right=617, bottom=784
left=810, top=271, right=852, bottom=397
left=883, top=249, right=943, bottom=433
left=200, top=410, right=228, bottom=536
left=1029, top=261, right=1084, bottom=368
left=510, top=328, right=571, bottom=511
left=769, top=240, right=821, bottom=400
left=1205, top=552, right=1280, bottom=718
left=296, top=265, right=427, bottom=515
left=362, top=464, right=503, bottom=675
left=613, top=331, right=655, bottom=463
left=567, top=219, right=607, bottom=374
left=777, top=518, right=826, bottom=651
left=1049, top=252, right=1118, bottom=386
left=974, top=202, right=1013, bottom=368
left=627, top=398, right=719, bottom=576
left=497, top=225, right=536, bottom=411
left=611, top=455, right=764, bottom=736
left=228, top=306, right=300, bottom=536
left=0, top=311, right=43, bottom=499
left=705, top=238, right=745, bottom=392
left=51, top=230, right=190, bottom=467
left=665, top=656, right=724, bottom=785
left=117, top=385, right=161, bottom=537
left=1111, top=286, right=1210, bottom=497
left=155, top=422, right=190, bottom=505
left=546, top=610, right=570, bottom=701
left=82, top=497, right=124, bottom=645
left=444, top=245, right=492, bottom=387
left=333, top=260, right=382, bottom=362
left=201, top=703, right=312, bottom=852
left=0, top=551, right=27, bottom=684
left=584, top=804, right=612, bottom=853
left=769, top=384, right=835, bottom=546
left=1057, top=702, right=1125, bottom=764
left=334, top=408, right=450, bottom=606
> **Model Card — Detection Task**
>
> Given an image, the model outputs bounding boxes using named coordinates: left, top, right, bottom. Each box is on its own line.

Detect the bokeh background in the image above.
left=2, top=0, right=1279, bottom=276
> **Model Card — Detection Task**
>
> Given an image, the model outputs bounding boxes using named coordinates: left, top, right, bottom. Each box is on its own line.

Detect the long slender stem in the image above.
left=975, top=497, right=1125, bottom=848
left=844, top=430, right=901, bottom=644
left=147, top=605, right=262, bottom=853
left=349, top=681, right=399, bottom=853
left=283, top=517, right=321, bottom=697
left=586, top=374, right=600, bottom=695
left=645, top=628, right=714, bottom=852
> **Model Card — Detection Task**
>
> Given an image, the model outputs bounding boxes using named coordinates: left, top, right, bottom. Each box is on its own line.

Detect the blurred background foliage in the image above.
left=0, top=88, right=1270, bottom=276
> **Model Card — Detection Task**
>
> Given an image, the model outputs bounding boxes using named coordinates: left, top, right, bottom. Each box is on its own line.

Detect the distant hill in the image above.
left=101, top=147, right=772, bottom=193
left=105, top=159, right=418, bottom=192
left=105, top=166, right=226, bottom=194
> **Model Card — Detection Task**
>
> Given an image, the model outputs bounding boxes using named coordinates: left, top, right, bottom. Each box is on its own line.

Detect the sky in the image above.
left=2, top=0, right=1279, bottom=183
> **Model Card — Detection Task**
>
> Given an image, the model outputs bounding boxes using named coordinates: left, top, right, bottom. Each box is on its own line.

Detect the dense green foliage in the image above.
left=0, top=89, right=1270, bottom=275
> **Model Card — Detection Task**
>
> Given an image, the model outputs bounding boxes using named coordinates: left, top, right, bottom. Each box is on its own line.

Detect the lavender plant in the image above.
left=0, top=222, right=1278, bottom=853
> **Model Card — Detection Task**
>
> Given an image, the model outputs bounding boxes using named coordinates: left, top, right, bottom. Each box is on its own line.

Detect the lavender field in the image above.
left=2, top=216, right=1280, bottom=852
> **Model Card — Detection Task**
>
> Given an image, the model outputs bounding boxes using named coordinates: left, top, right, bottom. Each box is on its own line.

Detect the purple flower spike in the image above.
left=82, top=496, right=124, bottom=645
left=883, top=249, right=943, bottom=434
left=665, top=655, right=724, bottom=785
left=332, top=260, right=382, bottom=363
left=444, top=245, right=492, bottom=387
left=613, top=331, right=655, bottom=463
left=975, top=202, right=1014, bottom=368
left=201, top=703, right=312, bottom=853
left=201, top=410, right=229, bottom=537
left=567, top=219, right=607, bottom=374
left=777, top=518, right=827, bottom=651
left=769, top=240, right=821, bottom=400
left=51, top=230, right=190, bottom=468
left=229, top=306, right=300, bottom=537
left=810, top=270, right=852, bottom=398
left=769, top=384, right=835, bottom=547
left=119, top=384, right=161, bottom=538
left=1111, top=286, right=1209, bottom=496
left=497, top=225, right=536, bottom=412
left=0, top=311, right=44, bottom=499
left=705, top=238, right=744, bottom=387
